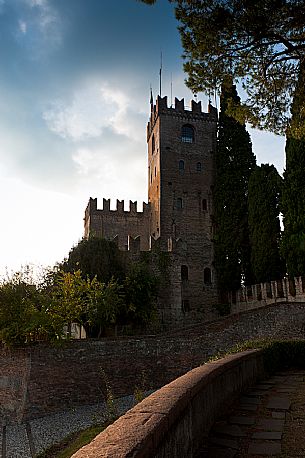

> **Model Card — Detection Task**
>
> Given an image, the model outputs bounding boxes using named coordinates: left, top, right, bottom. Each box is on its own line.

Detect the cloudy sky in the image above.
left=0, top=0, right=285, bottom=276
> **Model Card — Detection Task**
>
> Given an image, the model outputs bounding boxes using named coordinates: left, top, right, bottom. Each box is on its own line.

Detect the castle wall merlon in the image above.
left=86, top=197, right=97, bottom=213
left=103, top=198, right=110, bottom=211
left=191, top=99, right=202, bottom=113
left=208, top=103, right=218, bottom=119
left=128, top=235, right=141, bottom=253
left=157, top=95, right=168, bottom=111
left=129, top=200, right=137, bottom=213
left=116, top=199, right=124, bottom=212
left=167, top=237, right=188, bottom=253
left=174, top=97, right=184, bottom=111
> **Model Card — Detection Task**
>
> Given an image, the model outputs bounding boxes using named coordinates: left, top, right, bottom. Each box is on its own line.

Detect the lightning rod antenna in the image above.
left=170, top=72, right=173, bottom=107
left=159, top=51, right=162, bottom=97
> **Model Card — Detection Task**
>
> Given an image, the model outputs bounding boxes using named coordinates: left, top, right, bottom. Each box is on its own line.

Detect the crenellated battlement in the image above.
left=122, top=235, right=192, bottom=256
left=147, top=95, right=217, bottom=140
left=86, top=197, right=151, bottom=217
left=229, top=276, right=305, bottom=315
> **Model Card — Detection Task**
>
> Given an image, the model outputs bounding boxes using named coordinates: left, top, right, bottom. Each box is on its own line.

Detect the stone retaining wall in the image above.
left=71, top=350, right=265, bottom=458
left=1, top=302, right=305, bottom=424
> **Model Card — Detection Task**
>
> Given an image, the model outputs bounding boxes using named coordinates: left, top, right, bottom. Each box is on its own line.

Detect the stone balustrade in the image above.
left=71, top=350, right=264, bottom=458
left=229, top=276, right=305, bottom=314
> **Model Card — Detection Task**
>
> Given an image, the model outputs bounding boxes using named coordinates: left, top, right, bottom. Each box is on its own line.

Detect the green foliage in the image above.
left=174, top=0, right=305, bottom=136
left=248, top=164, right=285, bottom=283
left=208, top=338, right=305, bottom=375
left=134, top=369, right=150, bottom=404
left=100, top=369, right=118, bottom=422
left=140, top=0, right=305, bottom=135
left=37, top=424, right=108, bottom=458
left=281, top=63, right=305, bottom=277
left=213, top=302, right=231, bottom=317
left=86, top=277, right=125, bottom=337
left=214, top=81, right=256, bottom=293
left=62, top=237, right=125, bottom=283
left=124, top=262, right=158, bottom=325
left=0, top=269, right=53, bottom=346
left=0, top=238, right=159, bottom=346
left=63, top=237, right=159, bottom=330
left=47, top=270, right=88, bottom=338
left=230, top=339, right=305, bottom=374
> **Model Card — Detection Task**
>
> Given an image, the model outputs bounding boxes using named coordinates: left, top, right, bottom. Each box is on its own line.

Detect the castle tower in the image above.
left=147, top=95, right=217, bottom=244
left=147, top=96, right=218, bottom=321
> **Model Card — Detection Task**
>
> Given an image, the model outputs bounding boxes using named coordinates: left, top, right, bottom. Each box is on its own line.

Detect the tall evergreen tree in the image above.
left=214, top=79, right=256, bottom=296
left=248, top=164, right=285, bottom=283
left=281, top=62, right=305, bottom=277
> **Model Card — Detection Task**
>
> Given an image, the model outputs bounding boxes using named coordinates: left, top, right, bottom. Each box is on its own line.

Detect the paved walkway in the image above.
left=2, top=373, right=304, bottom=457
left=0, top=394, right=138, bottom=458
left=197, top=370, right=305, bottom=457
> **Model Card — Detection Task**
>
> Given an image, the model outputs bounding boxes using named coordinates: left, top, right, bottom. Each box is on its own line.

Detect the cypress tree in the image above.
left=214, top=79, right=256, bottom=296
left=281, top=62, right=305, bottom=277
left=248, top=164, right=285, bottom=283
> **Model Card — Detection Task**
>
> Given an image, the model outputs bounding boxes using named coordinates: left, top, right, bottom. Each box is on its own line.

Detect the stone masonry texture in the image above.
left=84, top=96, right=218, bottom=327
left=1, top=301, right=305, bottom=424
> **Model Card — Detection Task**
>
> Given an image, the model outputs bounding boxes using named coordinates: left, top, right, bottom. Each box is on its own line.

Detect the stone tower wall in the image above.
left=147, top=96, right=217, bottom=243
left=146, top=96, right=218, bottom=321
left=84, top=198, right=151, bottom=251
left=84, top=94, right=219, bottom=326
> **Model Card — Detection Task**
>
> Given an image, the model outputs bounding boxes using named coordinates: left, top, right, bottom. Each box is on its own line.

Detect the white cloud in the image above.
left=19, top=0, right=62, bottom=51
left=19, top=19, right=27, bottom=33
left=43, top=82, right=146, bottom=143
left=72, top=148, right=95, bottom=176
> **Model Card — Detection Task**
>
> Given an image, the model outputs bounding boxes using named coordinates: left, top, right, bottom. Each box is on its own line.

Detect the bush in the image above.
left=230, top=338, right=305, bottom=374
left=213, top=302, right=231, bottom=316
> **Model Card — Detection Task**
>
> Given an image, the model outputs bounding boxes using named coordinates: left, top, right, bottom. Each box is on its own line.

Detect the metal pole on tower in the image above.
left=159, top=51, right=162, bottom=96
left=170, top=72, right=173, bottom=107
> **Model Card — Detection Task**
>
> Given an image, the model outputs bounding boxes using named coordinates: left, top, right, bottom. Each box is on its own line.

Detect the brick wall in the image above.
left=1, top=301, right=305, bottom=424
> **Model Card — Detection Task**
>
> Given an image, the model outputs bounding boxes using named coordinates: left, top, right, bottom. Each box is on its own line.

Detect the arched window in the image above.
left=182, top=299, right=190, bottom=313
left=202, top=199, right=207, bottom=211
left=196, top=162, right=202, bottom=172
left=181, top=265, right=189, bottom=281
left=177, top=197, right=183, bottom=209
left=181, top=124, right=194, bottom=143
left=179, top=160, right=185, bottom=172
left=204, top=267, right=212, bottom=285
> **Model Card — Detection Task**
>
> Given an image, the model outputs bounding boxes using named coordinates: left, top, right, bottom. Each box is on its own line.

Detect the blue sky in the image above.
left=0, top=0, right=285, bottom=275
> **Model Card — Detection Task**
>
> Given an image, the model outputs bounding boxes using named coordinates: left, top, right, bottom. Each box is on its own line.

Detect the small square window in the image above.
left=177, top=198, right=183, bottom=209
left=182, top=299, right=190, bottom=313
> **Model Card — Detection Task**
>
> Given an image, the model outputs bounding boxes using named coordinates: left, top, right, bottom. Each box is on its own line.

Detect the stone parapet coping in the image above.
left=71, top=349, right=264, bottom=458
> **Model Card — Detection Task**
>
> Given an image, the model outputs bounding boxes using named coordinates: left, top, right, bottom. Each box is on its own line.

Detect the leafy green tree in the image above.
left=248, top=164, right=285, bottom=283
left=124, top=262, right=158, bottom=325
left=62, top=237, right=125, bottom=283
left=140, top=0, right=305, bottom=136
left=47, top=270, right=88, bottom=337
left=214, top=80, right=256, bottom=295
left=85, top=277, right=125, bottom=337
left=281, top=63, right=305, bottom=277
left=0, top=270, right=52, bottom=346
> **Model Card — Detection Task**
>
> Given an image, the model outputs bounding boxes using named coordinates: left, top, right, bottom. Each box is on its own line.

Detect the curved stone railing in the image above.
left=72, top=350, right=265, bottom=458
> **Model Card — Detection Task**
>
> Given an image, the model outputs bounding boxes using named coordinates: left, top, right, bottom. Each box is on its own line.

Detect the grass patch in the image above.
left=211, top=338, right=305, bottom=375
left=38, top=423, right=110, bottom=458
